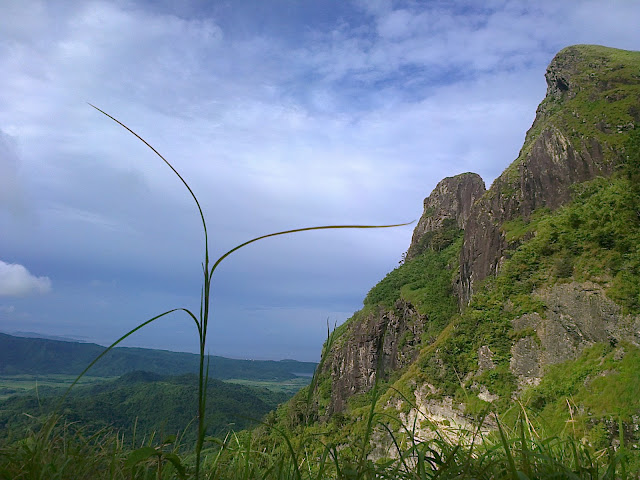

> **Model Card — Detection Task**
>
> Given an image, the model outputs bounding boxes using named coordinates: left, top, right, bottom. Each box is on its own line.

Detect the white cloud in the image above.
left=0, top=260, right=51, bottom=296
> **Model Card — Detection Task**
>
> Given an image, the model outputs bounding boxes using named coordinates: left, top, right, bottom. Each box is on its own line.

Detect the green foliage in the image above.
left=409, top=168, right=640, bottom=409
left=624, top=126, right=640, bottom=183
left=497, top=45, right=640, bottom=202
left=515, top=342, right=640, bottom=474
left=411, top=218, right=462, bottom=256
left=2, top=406, right=635, bottom=478
left=523, top=343, right=640, bottom=423
left=364, top=228, right=461, bottom=323
left=0, top=372, right=290, bottom=447
left=501, top=208, right=551, bottom=243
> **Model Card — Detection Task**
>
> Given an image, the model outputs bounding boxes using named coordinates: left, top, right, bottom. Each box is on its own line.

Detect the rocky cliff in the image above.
left=323, top=300, right=428, bottom=413
left=302, top=46, right=640, bottom=447
left=407, top=173, right=485, bottom=260
left=509, top=281, right=640, bottom=389
left=457, top=45, right=638, bottom=305
left=321, top=172, right=481, bottom=414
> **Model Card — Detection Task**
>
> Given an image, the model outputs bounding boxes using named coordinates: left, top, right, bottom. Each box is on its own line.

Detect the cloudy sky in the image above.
left=1, top=0, right=639, bottom=361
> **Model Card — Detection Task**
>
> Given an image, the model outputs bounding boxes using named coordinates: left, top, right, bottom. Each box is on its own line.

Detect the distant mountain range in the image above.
left=7, top=331, right=89, bottom=342
left=0, top=332, right=317, bottom=380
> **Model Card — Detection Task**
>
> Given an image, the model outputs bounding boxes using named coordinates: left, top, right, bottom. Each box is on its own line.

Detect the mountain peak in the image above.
left=407, top=173, right=485, bottom=260
left=545, top=44, right=640, bottom=102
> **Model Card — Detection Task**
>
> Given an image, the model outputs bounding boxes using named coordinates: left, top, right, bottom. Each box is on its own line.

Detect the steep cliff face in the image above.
left=457, top=45, right=639, bottom=305
left=509, top=282, right=640, bottom=388
left=301, top=46, right=640, bottom=440
left=407, top=173, right=485, bottom=260
left=322, top=173, right=478, bottom=414
left=324, top=300, right=428, bottom=413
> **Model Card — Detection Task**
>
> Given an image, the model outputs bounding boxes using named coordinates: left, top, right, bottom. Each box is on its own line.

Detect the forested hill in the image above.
left=0, top=333, right=316, bottom=380
left=0, top=372, right=289, bottom=445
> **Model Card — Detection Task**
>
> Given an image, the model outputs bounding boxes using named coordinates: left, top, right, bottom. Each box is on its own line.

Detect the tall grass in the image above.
left=1, top=408, right=632, bottom=479
left=53, top=105, right=409, bottom=478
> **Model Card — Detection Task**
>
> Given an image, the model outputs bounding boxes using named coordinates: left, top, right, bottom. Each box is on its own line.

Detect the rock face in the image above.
left=457, top=128, right=611, bottom=305
left=315, top=44, right=640, bottom=419
left=509, top=282, right=640, bottom=388
left=323, top=173, right=483, bottom=414
left=324, top=300, right=427, bottom=414
left=456, top=45, right=633, bottom=305
left=407, top=173, right=485, bottom=260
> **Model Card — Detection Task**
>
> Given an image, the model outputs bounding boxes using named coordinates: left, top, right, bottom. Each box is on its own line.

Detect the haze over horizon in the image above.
left=1, top=1, right=640, bottom=362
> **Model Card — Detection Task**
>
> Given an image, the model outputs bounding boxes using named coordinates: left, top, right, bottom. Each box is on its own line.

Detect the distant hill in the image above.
left=0, top=372, right=289, bottom=444
left=0, top=333, right=317, bottom=380
left=8, top=331, right=89, bottom=342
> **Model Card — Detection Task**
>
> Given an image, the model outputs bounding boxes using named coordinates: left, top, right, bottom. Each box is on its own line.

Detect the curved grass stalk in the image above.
left=70, top=105, right=412, bottom=478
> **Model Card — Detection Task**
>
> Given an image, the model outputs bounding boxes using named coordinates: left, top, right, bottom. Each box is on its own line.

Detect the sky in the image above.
left=1, top=0, right=640, bottom=362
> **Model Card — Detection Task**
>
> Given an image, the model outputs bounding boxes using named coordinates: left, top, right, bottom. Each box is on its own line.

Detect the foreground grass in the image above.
left=0, top=411, right=634, bottom=480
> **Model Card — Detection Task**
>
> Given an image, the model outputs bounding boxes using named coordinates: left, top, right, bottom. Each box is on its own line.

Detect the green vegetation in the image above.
left=223, top=377, right=311, bottom=396
left=522, top=342, right=640, bottom=428
left=257, top=62, right=640, bottom=478
left=6, top=105, right=405, bottom=479
left=498, top=45, right=640, bottom=198
left=0, top=372, right=290, bottom=447
left=362, top=219, right=461, bottom=342
left=0, top=374, right=116, bottom=400
left=406, top=153, right=640, bottom=410
left=0, top=399, right=632, bottom=478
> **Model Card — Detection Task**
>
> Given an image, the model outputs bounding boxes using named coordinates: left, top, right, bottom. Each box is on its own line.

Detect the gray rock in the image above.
left=510, top=282, right=640, bottom=388
left=407, top=173, right=485, bottom=260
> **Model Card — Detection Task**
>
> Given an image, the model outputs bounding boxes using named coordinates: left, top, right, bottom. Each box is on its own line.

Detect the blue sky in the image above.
left=1, top=0, right=640, bottom=361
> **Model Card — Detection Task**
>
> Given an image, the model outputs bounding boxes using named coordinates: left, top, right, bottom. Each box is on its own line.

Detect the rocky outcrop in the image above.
left=323, top=174, right=483, bottom=414
left=509, top=282, right=640, bottom=388
left=456, top=45, right=637, bottom=305
left=407, top=173, right=485, bottom=260
left=315, top=45, right=640, bottom=421
left=325, top=300, right=427, bottom=413
left=458, top=128, right=611, bottom=305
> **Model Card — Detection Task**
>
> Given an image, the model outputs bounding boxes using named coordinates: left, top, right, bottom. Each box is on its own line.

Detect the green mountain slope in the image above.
left=0, top=371, right=289, bottom=446
left=266, top=45, right=640, bottom=471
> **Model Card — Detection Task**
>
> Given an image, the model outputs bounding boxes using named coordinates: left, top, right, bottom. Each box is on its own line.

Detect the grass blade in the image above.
left=209, top=222, right=413, bottom=281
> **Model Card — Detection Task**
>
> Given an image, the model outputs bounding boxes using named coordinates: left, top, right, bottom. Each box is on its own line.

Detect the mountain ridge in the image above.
left=0, top=332, right=317, bottom=380
left=269, top=44, right=640, bottom=459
